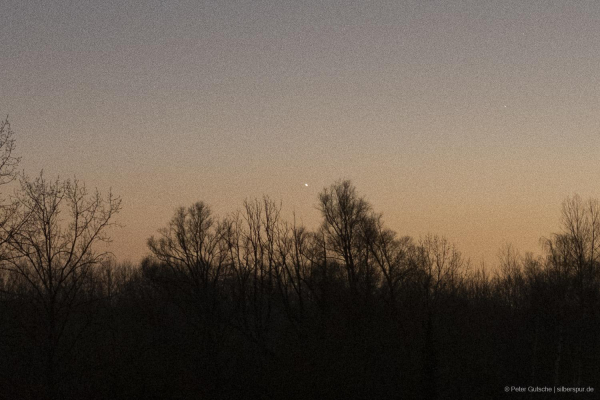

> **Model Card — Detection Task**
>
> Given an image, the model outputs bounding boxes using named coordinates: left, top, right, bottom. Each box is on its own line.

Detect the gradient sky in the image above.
left=2, top=0, right=600, bottom=268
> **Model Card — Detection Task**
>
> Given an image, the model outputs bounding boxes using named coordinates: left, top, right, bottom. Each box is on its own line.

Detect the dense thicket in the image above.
left=1, top=119, right=599, bottom=399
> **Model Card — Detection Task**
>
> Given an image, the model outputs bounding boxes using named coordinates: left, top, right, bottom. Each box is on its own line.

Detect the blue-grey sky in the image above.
left=2, top=0, right=600, bottom=266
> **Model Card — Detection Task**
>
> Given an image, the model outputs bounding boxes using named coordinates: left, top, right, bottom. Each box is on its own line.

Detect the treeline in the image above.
left=0, top=118, right=599, bottom=399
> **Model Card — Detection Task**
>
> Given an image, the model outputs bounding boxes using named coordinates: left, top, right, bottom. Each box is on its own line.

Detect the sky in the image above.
left=1, top=0, right=600, bottom=268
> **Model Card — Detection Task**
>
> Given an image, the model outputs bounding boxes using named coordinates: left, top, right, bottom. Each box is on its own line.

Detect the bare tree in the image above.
left=541, top=194, right=600, bottom=386
left=495, top=244, right=525, bottom=310
left=416, top=234, right=466, bottom=303
left=361, top=213, right=415, bottom=307
left=0, top=117, right=20, bottom=186
left=318, top=180, right=372, bottom=296
left=274, top=214, right=311, bottom=324
left=147, top=201, right=230, bottom=295
left=413, top=234, right=468, bottom=400
left=0, top=117, right=22, bottom=254
left=1, top=172, right=121, bottom=400
left=222, top=196, right=284, bottom=358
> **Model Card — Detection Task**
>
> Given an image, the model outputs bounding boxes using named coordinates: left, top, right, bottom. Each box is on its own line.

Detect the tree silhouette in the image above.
left=0, top=168, right=599, bottom=399
left=541, top=195, right=600, bottom=386
left=0, top=117, right=20, bottom=186
left=0, top=172, right=121, bottom=399
left=318, top=179, right=373, bottom=300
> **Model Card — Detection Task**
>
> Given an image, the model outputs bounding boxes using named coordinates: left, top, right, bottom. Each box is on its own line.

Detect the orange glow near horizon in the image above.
left=2, top=1, right=600, bottom=268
